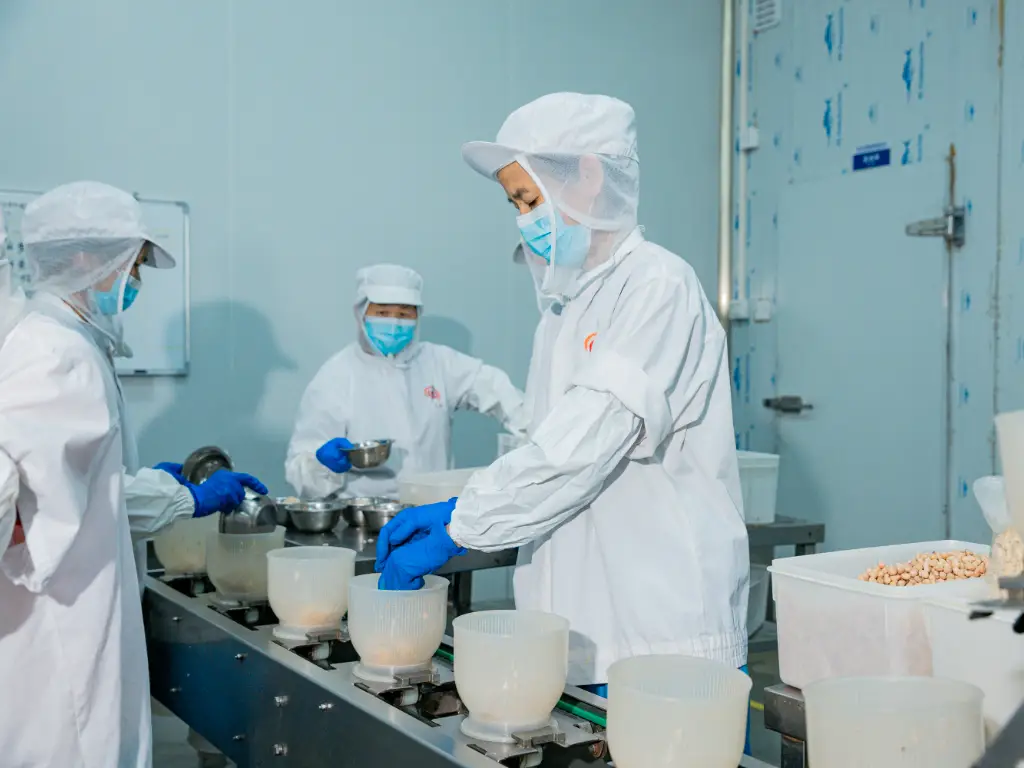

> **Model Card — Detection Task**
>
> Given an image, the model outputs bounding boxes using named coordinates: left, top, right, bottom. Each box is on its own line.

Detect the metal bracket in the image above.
left=905, top=205, right=966, bottom=247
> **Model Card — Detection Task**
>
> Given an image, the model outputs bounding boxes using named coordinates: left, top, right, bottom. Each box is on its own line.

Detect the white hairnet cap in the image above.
left=355, top=263, right=423, bottom=307
left=462, top=93, right=638, bottom=179
left=22, top=181, right=175, bottom=269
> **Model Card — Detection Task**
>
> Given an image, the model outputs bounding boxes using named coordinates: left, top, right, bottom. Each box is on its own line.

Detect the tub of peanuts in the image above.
left=769, top=541, right=990, bottom=689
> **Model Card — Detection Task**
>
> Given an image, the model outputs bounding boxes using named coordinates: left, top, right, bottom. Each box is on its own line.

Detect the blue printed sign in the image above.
left=853, top=144, right=891, bottom=172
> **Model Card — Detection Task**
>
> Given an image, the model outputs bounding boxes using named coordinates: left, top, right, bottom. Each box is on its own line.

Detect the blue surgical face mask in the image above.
left=95, top=274, right=141, bottom=316
left=517, top=202, right=592, bottom=267
left=364, top=317, right=416, bottom=357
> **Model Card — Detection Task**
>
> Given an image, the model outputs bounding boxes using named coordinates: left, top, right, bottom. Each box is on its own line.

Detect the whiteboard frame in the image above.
left=0, top=188, right=191, bottom=377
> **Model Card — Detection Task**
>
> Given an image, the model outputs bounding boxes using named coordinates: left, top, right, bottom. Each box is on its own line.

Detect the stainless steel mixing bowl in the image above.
left=344, top=439, right=393, bottom=469
left=284, top=499, right=346, bottom=533
left=361, top=501, right=406, bottom=533
left=183, top=445, right=233, bottom=485
left=219, top=488, right=279, bottom=534
left=340, top=496, right=391, bottom=528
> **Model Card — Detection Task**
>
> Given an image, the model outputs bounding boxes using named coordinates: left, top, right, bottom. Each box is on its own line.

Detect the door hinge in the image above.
left=905, top=206, right=966, bottom=247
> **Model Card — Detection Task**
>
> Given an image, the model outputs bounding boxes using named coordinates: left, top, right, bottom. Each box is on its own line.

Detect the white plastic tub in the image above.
left=347, top=574, right=449, bottom=682
left=206, top=527, right=286, bottom=602
left=804, top=677, right=985, bottom=767
left=153, top=515, right=219, bottom=575
left=267, top=547, right=356, bottom=635
left=737, top=450, right=779, bottom=524
left=453, top=610, right=569, bottom=743
left=769, top=540, right=989, bottom=688
left=607, top=655, right=751, bottom=768
left=398, top=468, right=484, bottom=506
left=747, top=563, right=770, bottom=637
left=925, top=587, right=1024, bottom=740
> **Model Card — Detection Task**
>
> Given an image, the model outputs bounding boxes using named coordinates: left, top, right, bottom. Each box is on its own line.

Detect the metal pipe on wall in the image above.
left=717, top=0, right=735, bottom=332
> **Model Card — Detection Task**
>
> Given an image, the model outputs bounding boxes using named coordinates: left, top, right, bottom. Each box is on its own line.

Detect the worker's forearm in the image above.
left=447, top=388, right=641, bottom=551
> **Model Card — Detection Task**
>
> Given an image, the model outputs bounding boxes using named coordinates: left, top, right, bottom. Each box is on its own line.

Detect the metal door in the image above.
left=774, top=162, right=952, bottom=550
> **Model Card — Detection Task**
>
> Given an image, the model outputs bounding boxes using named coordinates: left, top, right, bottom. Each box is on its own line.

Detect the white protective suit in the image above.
left=0, top=183, right=159, bottom=767
left=286, top=264, right=529, bottom=499
left=0, top=210, right=25, bottom=550
left=454, top=94, right=750, bottom=685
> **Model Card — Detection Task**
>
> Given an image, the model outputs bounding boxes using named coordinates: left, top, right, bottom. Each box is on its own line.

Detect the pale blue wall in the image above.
left=0, top=0, right=724, bottom=494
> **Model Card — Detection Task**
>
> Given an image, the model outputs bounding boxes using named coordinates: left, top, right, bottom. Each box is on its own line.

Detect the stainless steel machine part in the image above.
left=145, top=575, right=773, bottom=768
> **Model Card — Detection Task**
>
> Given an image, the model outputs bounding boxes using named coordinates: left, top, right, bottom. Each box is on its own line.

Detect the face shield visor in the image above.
left=26, top=237, right=146, bottom=356
left=514, top=152, right=639, bottom=305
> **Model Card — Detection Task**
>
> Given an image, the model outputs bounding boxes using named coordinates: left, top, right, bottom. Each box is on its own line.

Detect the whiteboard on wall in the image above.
left=0, top=190, right=190, bottom=376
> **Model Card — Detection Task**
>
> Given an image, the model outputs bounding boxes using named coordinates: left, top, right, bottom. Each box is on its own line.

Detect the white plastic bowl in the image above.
left=347, top=574, right=449, bottom=682
left=607, top=655, right=751, bottom=768
left=453, top=610, right=569, bottom=743
left=267, top=547, right=356, bottom=633
left=206, top=527, right=285, bottom=602
left=805, top=677, right=985, bottom=767
left=153, top=515, right=219, bottom=575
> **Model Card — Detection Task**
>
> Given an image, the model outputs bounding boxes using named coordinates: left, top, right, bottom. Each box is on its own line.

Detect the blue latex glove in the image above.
left=375, top=499, right=464, bottom=590
left=188, top=469, right=269, bottom=518
left=154, top=462, right=186, bottom=484
left=316, top=438, right=354, bottom=473
left=375, top=498, right=458, bottom=571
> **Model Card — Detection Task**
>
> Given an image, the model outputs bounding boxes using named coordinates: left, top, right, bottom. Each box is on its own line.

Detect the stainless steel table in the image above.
left=286, top=515, right=826, bottom=618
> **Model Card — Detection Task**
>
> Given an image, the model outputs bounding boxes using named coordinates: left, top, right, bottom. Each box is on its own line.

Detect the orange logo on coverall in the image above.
left=424, top=385, right=441, bottom=400
left=584, top=333, right=597, bottom=352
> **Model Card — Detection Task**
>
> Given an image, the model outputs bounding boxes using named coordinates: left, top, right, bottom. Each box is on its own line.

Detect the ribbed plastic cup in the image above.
left=347, top=573, right=449, bottom=682
left=205, top=527, right=285, bottom=602
left=267, top=546, right=356, bottom=634
left=453, top=610, right=569, bottom=743
left=607, top=655, right=751, bottom=768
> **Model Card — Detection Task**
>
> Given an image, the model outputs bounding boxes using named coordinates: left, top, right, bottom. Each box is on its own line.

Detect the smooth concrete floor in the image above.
left=153, top=650, right=784, bottom=768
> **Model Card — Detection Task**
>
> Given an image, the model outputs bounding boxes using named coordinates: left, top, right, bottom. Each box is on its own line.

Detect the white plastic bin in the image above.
left=804, top=677, right=985, bottom=767
left=925, top=587, right=1024, bottom=740
left=398, top=468, right=485, bottom=506
left=153, top=515, right=219, bottom=575
left=737, top=450, right=779, bottom=524
left=747, top=564, right=770, bottom=637
left=206, top=527, right=286, bottom=602
left=769, top=540, right=989, bottom=689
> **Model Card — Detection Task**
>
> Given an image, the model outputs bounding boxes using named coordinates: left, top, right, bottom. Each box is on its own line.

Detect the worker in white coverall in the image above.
left=376, top=94, right=751, bottom=722
left=285, top=263, right=529, bottom=500
left=0, top=182, right=268, bottom=766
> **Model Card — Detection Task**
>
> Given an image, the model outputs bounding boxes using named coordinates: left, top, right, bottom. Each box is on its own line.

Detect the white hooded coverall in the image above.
left=286, top=264, right=528, bottom=499
left=453, top=93, right=750, bottom=685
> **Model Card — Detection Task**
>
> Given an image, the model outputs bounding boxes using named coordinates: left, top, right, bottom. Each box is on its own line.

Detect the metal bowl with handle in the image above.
left=344, top=439, right=393, bottom=470
left=284, top=498, right=347, bottom=533
left=183, top=446, right=233, bottom=485
left=219, top=488, right=279, bottom=534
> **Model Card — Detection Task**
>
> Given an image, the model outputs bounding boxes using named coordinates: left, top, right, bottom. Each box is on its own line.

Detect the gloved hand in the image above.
left=376, top=514, right=465, bottom=591
left=154, top=462, right=186, bottom=484
left=375, top=498, right=459, bottom=572
left=188, top=470, right=268, bottom=518
left=316, top=438, right=354, bottom=473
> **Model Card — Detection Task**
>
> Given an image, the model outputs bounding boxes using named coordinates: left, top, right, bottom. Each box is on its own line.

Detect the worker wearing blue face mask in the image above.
left=286, top=264, right=529, bottom=500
